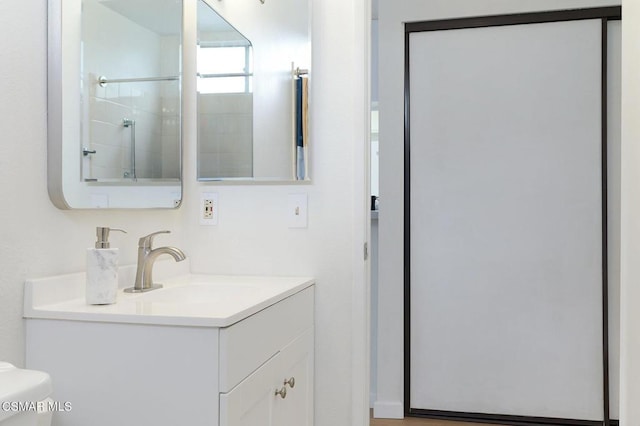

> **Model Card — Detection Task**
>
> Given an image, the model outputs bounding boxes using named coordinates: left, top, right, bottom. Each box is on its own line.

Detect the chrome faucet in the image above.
left=124, top=231, right=186, bottom=293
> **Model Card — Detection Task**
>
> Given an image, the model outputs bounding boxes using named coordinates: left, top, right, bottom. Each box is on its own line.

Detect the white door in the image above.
left=408, top=17, right=610, bottom=421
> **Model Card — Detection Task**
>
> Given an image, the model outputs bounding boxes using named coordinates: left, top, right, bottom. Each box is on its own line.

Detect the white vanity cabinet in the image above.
left=219, top=285, right=314, bottom=426
left=24, top=275, right=314, bottom=426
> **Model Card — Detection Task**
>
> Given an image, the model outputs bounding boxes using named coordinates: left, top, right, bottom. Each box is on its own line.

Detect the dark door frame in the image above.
left=403, top=7, right=622, bottom=426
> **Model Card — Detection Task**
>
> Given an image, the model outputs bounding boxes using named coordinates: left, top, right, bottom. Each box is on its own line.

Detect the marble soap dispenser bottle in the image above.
left=86, top=227, right=126, bottom=305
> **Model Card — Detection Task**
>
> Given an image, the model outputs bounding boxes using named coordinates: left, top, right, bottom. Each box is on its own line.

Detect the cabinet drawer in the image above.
left=219, top=286, right=314, bottom=392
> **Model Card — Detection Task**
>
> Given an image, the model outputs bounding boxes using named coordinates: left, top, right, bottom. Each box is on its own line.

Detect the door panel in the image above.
left=408, top=19, right=603, bottom=420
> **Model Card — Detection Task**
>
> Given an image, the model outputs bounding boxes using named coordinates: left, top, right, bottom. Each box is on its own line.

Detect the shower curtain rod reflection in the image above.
left=98, top=75, right=179, bottom=87
left=197, top=72, right=254, bottom=78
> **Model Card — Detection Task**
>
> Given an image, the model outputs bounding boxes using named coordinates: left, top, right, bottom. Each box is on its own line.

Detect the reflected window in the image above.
left=197, top=44, right=252, bottom=94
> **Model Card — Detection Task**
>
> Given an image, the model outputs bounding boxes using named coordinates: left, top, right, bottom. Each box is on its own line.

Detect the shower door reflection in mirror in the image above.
left=197, top=0, right=253, bottom=179
left=81, top=0, right=182, bottom=182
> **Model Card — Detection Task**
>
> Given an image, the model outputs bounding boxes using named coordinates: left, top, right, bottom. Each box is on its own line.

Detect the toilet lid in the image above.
left=0, top=362, right=52, bottom=421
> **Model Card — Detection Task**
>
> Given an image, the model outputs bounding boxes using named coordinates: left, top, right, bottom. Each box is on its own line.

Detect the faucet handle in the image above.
left=138, top=230, right=171, bottom=249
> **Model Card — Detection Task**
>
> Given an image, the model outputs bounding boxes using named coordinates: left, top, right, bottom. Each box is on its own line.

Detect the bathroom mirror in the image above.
left=196, top=0, right=311, bottom=182
left=48, top=0, right=183, bottom=209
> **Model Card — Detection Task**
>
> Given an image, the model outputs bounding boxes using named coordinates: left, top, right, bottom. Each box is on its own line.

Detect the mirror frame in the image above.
left=47, top=0, right=183, bottom=209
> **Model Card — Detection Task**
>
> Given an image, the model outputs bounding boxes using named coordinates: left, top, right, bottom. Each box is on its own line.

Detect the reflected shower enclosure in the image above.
left=195, top=0, right=311, bottom=182
left=81, top=0, right=182, bottom=182
left=197, top=0, right=254, bottom=179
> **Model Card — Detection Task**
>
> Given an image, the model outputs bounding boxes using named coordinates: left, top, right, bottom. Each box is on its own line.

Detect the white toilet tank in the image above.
left=0, top=362, right=53, bottom=426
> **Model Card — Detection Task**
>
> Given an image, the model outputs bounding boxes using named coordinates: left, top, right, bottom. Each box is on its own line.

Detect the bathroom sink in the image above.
left=135, top=283, right=265, bottom=304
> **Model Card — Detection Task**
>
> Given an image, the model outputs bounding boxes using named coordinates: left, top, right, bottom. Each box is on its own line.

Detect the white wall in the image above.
left=377, top=0, right=621, bottom=419
left=620, top=1, right=640, bottom=425
left=0, top=1, right=369, bottom=426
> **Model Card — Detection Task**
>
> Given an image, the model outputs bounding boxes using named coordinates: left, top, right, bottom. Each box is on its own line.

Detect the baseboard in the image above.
left=373, top=401, right=404, bottom=419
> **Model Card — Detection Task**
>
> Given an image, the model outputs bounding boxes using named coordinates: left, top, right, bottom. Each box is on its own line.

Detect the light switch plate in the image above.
left=288, top=193, right=308, bottom=228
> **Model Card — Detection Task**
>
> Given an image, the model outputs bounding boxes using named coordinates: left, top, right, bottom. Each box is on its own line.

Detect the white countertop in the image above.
left=24, top=269, right=315, bottom=328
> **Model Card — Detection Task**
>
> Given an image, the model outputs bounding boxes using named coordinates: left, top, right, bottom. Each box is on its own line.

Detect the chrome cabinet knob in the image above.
left=284, top=377, right=295, bottom=388
left=275, top=387, right=287, bottom=399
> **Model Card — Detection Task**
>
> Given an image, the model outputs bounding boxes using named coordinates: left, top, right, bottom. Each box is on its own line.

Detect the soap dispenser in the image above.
left=86, top=227, right=126, bottom=305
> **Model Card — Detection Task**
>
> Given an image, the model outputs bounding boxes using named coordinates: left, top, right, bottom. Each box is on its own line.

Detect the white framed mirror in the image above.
left=48, top=0, right=183, bottom=209
left=196, top=0, right=311, bottom=182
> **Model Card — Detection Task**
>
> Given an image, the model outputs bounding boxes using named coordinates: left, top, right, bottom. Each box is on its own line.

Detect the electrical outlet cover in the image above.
left=200, top=192, right=218, bottom=226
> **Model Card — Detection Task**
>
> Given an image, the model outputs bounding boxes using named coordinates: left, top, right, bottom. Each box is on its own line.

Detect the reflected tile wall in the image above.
left=198, top=93, right=253, bottom=178
left=86, top=77, right=177, bottom=180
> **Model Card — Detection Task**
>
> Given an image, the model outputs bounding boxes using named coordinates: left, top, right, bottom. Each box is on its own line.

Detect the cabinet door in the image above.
left=220, top=328, right=314, bottom=426
left=220, top=354, right=279, bottom=426
left=273, top=329, right=314, bottom=426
